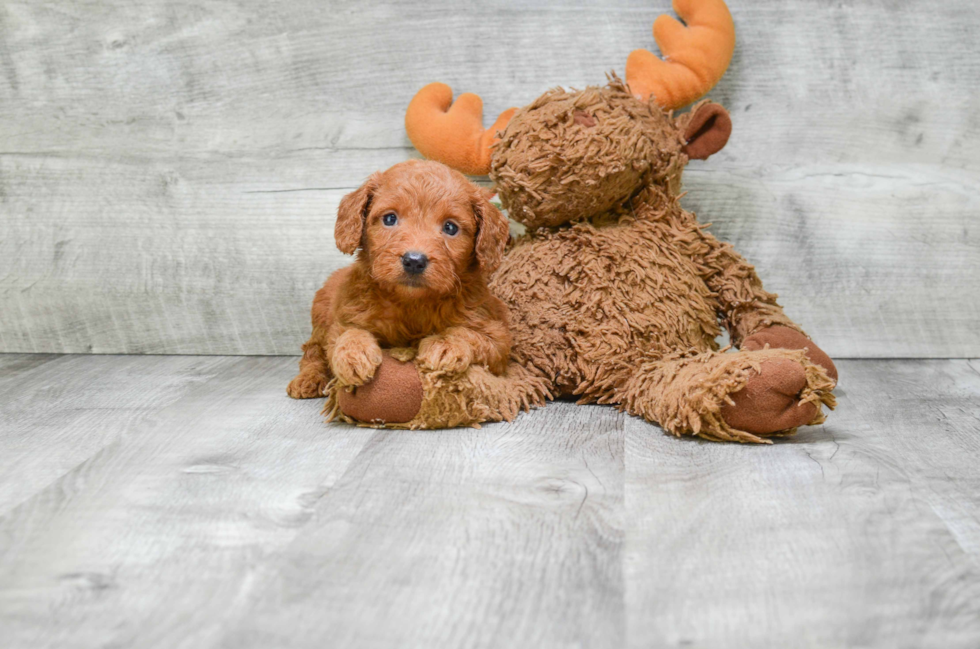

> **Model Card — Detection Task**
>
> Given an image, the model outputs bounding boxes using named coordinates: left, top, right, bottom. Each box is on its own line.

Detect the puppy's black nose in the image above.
left=401, top=251, right=428, bottom=275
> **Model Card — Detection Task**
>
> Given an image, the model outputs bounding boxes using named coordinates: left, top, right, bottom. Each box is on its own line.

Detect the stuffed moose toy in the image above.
left=315, top=0, right=837, bottom=443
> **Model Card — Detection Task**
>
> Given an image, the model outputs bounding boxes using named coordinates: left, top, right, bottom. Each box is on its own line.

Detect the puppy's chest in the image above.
left=352, top=303, right=449, bottom=348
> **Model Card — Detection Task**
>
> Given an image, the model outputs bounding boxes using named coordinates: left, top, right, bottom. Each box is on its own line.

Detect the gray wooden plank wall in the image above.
left=1, top=0, right=979, bottom=357
left=1, top=354, right=978, bottom=647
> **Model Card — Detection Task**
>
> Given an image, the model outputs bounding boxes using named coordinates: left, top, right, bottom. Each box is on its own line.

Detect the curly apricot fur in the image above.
left=289, top=160, right=512, bottom=398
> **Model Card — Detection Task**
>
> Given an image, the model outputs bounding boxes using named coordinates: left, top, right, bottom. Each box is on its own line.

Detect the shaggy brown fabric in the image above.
left=492, top=187, right=720, bottom=400
left=327, top=359, right=551, bottom=429
left=490, top=184, right=801, bottom=402
left=622, top=348, right=836, bottom=444
left=485, top=182, right=833, bottom=441
left=491, top=77, right=684, bottom=229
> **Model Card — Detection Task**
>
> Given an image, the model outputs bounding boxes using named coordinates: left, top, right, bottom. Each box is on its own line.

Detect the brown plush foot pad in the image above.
left=720, top=358, right=817, bottom=435
left=337, top=355, right=423, bottom=424
left=742, top=325, right=838, bottom=383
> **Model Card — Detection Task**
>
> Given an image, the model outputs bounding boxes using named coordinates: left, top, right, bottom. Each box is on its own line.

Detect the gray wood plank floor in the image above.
left=1, top=355, right=978, bottom=648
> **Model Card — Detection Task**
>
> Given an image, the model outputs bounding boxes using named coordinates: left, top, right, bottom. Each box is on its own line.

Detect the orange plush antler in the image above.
left=404, top=83, right=517, bottom=176
left=626, top=0, right=735, bottom=110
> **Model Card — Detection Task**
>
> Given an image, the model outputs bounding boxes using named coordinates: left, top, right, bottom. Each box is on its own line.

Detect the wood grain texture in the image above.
left=0, top=353, right=248, bottom=513
left=221, top=404, right=625, bottom=649
left=1, top=355, right=979, bottom=647
left=627, top=358, right=980, bottom=648
left=1, top=0, right=979, bottom=356
left=0, top=354, right=377, bottom=648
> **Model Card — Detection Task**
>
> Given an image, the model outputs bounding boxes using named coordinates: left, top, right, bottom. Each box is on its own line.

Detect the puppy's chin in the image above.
left=385, top=273, right=454, bottom=298
left=398, top=275, right=427, bottom=289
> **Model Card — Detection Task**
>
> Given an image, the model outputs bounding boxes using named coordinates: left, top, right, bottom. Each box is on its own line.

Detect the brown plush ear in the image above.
left=682, top=103, right=732, bottom=160
left=335, top=172, right=381, bottom=255
left=472, top=190, right=509, bottom=275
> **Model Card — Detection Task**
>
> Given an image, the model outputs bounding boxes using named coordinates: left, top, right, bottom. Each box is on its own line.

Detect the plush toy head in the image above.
left=405, top=0, right=736, bottom=228
left=488, top=79, right=680, bottom=228
left=490, top=79, right=736, bottom=228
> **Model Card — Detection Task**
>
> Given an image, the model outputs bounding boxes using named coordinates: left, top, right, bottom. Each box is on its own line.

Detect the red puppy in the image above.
left=288, top=160, right=512, bottom=399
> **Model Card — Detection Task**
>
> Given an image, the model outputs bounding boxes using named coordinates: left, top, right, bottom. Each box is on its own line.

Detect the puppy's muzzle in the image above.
left=401, top=251, right=428, bottom=276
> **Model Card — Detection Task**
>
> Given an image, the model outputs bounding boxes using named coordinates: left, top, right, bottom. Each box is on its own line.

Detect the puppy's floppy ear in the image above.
left=335, top=172, right=381, bottom=255
left=472, top=187, right=509, bottom=275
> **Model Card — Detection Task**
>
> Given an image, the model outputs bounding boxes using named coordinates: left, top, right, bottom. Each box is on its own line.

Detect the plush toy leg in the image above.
left=618, top=348, right=836, bottom=444
left=324, top=352, right=551, bottom=429
left=741, top=325, right=839, bottom=383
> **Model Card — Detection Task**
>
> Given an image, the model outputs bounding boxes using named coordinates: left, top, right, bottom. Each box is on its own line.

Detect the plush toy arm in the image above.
left=695, top=230, right=804, bottom=346
left=327, top=352, right=550, bottom=429
left=693, top=228, right=838, bottom=382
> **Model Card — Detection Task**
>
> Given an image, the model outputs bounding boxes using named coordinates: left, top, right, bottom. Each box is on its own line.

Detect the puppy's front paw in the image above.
left=287, top=372, right=327, bottom=399
left=332, top=330, right=383, bottom=386
left=417, top=336, right=472, bottom=374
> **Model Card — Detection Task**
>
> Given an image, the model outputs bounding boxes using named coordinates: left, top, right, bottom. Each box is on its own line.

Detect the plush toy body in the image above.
left=325, top=0, right=838, bottom=442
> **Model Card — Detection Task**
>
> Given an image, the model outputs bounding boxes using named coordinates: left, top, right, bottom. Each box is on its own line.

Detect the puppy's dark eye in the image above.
left=442, top=221, right=459, bottom=236
left=382, top=213, right=398, bottom=227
